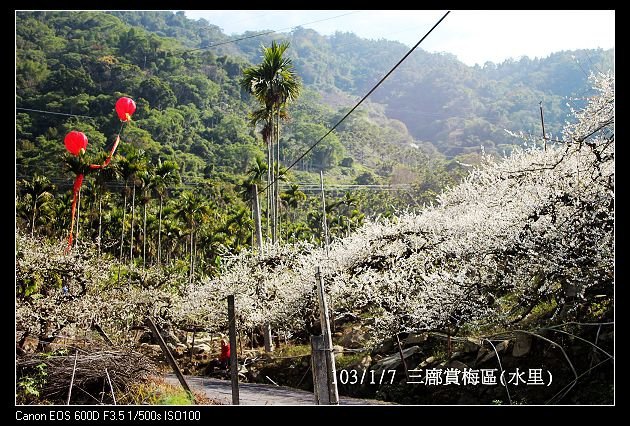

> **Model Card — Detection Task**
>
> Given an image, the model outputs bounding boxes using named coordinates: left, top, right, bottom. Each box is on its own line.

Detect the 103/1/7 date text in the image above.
left=333, top=369, right=397, bottom=385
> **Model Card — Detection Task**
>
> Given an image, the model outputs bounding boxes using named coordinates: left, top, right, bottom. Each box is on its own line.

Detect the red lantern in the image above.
left=64, top=131, right=88, bottom=156
left=115, top=97, right=136, bottom=122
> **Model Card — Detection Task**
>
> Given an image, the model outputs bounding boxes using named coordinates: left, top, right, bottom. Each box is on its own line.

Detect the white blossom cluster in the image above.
left=170, top=241, right=323, bottom=336
left=173, top=73, right=613, bottom=345
left=16, top=236, right=183, bottom=340
left=16, top=74, right=613, bottom=347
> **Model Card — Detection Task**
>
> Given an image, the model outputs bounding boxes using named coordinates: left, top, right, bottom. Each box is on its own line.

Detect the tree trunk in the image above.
left=252, top=185, right=263, bottom=253
left=118, top=187, right=127, bottom=284
left=271, top=121, right=276, bottom=245
left=193, top=231, right=197, bottom=279
left=142, top=201, right=147, bottom=270
left=129, top=184, right=136, bottom=265
left=266, top=138, right=273, bottom=241
left=275, top=108, right=280, bottom=245
left=31, top=200, right=37, bottom=237
left=157, top=195, right=163, bottom=266
left=320, top=171, right=330, bottom=257
left=189, top=226, right=194, bottom=284
left=98, top=193, right=103, bottom=256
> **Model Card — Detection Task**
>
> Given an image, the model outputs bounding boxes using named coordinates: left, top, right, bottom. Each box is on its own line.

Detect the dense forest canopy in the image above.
left=110, top=11, right=614, bottom=156
left=16, top=10, right=614, bottom=271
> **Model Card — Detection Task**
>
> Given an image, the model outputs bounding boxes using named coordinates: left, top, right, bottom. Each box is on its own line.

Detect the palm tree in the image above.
left=224, top=206, right=254, bottom=251
left=151, top=159, right=180, bottom=266
left=94, top=159, right=120, bottom=256
left=119, top=147, right=147, bottom=266
left=240, top=156, right=268, bottom=203
left=246, top=156, right=267, bottom=188
left=196, top=226, right=227, bottom=277
left=248, top=109, right=273, bottom=239
left=174, top=191, right=211, bottom=284
left=339, top=192, right=360, bottom=237
left=160, top=214, right=182, bottom=266
left=138, top=166, right=154, bottom=269
left=241, top=41, right=301, bottom=245
left=50, top=192, right=72, bottom=238
left=239, top=157, right=268, bottom=247
left=281, top=183, right=306, bottom=223
left=17, top=175, right=55, bottom=237
left=63, top=154, right=93, bottom=247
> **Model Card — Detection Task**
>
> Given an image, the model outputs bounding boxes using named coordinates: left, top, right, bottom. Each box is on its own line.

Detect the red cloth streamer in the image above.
left=64, top=135, right=121, bottom=253
left=89, top=135, right=120, bottom=170
left=65, top=173, right=84, bottom=254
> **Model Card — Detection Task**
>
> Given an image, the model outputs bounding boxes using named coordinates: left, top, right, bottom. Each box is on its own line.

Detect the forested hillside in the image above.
left=15, top=10, right=614, bottom=275
left=111, top=11, right=613, bottom=156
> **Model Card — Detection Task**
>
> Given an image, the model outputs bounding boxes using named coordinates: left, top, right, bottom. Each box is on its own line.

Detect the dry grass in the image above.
left=117, top=376, right=222, bottom=405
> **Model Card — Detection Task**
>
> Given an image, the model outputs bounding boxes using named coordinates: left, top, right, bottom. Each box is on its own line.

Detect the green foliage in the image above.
left=158, top=391, right=195, bottom=405
left=17, top=363, right=47, bottom=404
left=15, top=11, right=613, bottom=278
left=272, top=344, right=311, bottom=358
left=334, top=352, right=367, bottom=369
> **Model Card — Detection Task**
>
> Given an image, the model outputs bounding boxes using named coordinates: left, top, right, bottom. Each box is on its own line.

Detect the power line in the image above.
left=16, top=107, right=96, bottom=119
left=185, top=30, right=277, bottom=53
left=582, top=50, right=603, bottom=75
left=260, top=10, right=451, bottom=196
left=16, top=170, right=414, bottom=192
left=183, top=11, right=360, bottom=54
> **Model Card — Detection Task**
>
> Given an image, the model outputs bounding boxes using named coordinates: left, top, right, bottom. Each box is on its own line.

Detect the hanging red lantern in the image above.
left=64, top=131, right=88, bottom=156
left=115, top=97, right=136, bottom=122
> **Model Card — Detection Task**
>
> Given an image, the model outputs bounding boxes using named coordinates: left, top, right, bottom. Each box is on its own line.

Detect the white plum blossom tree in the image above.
left=173, top=72, right=613, bottom=344
left=17, top=73, right=613, bottom=349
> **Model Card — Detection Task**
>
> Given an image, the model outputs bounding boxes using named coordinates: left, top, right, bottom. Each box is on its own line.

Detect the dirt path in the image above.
left=165, top=375, right=391, bottom=405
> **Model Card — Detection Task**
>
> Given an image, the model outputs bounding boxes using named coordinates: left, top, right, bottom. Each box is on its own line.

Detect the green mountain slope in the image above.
left=15, top=11, right=614, bottom=265
left=110, top=12, right=613, bottom=157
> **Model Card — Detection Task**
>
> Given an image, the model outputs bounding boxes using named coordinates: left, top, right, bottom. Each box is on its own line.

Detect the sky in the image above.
left=184, top=10, right=615, bottom=66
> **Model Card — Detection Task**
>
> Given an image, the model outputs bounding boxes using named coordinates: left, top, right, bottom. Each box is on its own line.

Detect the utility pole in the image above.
left=539, top=101, right=547, bottom=152
left=227, top=295, right=240, bottom=405
left=252, top=184, right=263, bottom=253
left=320, top=171, right=330, bottom=257
left=315, top=266, right=339, bottom=404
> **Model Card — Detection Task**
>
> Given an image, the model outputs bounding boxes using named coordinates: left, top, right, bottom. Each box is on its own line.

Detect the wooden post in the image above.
left=190, top=330, right=196, bottom=362
left=310, top=335, right=330, bottom=405
left=315, top=266, right=339, bottom=405
left=252, top=184, right=263, bottom=253
left=145, top=317, right=193, bottom=397
left=320, top=171, right=335, bottom=334
left=227, top=295, right=240, bottom=405
left=395, top=333, right=410, bottom=382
